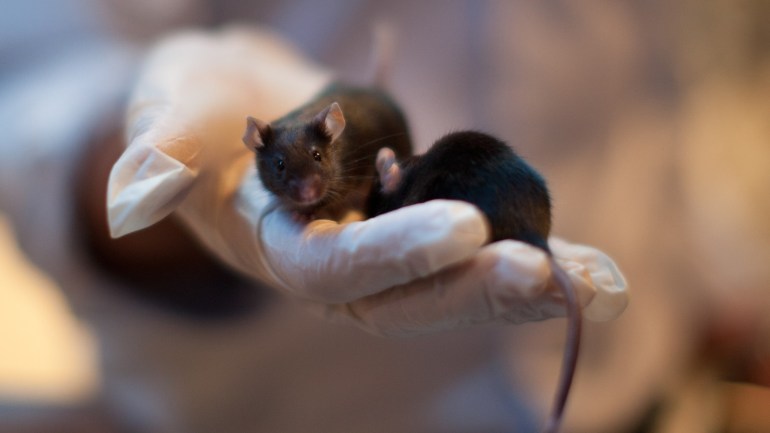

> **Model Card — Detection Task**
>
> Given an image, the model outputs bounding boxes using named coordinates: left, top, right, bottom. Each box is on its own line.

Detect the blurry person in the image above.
left=6, top=1, right=767, bottom=433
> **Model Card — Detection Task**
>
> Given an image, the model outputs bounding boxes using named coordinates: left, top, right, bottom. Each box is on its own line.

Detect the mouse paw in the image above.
left=376, top=147, right=402, bottom=193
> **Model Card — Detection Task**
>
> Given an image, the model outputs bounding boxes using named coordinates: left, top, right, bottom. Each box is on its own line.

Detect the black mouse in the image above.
left=242, top=83, right=412, bottom=219
left=367, top=130, right=581, bottom=433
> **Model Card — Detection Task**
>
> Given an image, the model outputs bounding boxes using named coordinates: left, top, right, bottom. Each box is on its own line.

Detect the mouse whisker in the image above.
left=335, top=157, right=378, bottom=168
left=357, top=132, right=408, bottom=149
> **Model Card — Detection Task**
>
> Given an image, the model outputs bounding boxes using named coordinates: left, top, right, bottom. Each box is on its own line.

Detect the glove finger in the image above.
left=258, top=200, right=490, bottom=303
left=107, top=130, right=198, bottom=238
left=315, top=240, right=597, bottom=337
left=549, top=237, right=629, bottom=321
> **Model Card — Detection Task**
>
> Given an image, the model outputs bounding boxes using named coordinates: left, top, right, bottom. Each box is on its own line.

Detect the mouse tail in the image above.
left=366, top=21, right=396, bottom=88
left=541, top=255, right=583, bottom=433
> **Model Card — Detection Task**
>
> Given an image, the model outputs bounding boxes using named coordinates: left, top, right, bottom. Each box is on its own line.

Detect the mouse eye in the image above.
left=275, top=159, right=285, bottom=171
left=312, top=150, right=322, bottom=162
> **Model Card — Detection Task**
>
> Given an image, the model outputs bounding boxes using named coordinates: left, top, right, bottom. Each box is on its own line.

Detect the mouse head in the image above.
left=242, top=103, right=347, bottom=211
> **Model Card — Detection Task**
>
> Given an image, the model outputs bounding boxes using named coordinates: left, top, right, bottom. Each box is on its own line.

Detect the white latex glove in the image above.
left=108, top=27, right=628, bottom=337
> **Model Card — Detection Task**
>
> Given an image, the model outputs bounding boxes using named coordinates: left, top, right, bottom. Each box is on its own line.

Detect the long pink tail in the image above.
left=542, top=256, right=583, bottom=433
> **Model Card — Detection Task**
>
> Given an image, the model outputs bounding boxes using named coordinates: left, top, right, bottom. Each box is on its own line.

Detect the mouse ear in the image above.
left=376, top=147, right=402, bottom=193
left=243, top=116, right=271, bottom=152
left=313, top=102, right=346, bottom=143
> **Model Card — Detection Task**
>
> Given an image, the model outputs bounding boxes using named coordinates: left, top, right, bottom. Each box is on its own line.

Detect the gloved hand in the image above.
left=108, top=27, right=628, bottom=337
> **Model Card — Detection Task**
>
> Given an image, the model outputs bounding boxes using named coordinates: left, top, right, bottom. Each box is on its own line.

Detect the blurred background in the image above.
left=1, top=1, right=769, bottom=432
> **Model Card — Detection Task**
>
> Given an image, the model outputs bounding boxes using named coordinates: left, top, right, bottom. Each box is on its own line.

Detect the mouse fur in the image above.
left=367, top=130, right=552, bottom=249
left=243, top=82, right=412, bottom=218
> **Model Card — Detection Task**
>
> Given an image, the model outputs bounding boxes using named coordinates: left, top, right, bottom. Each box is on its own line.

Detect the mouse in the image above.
left=242, top=84, right=412, bottom=219
left=366, top=130, right=581, bottom=433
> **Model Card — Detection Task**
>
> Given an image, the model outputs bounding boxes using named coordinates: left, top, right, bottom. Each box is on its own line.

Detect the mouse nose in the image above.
left=294, top=175, right=323, bottom=203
